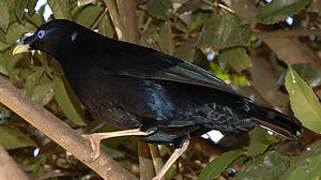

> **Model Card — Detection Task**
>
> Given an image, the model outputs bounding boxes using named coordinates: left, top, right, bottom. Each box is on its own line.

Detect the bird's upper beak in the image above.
left=12, top=35, right=36, bottom=55
left=12, top=43, right=31, bottom=55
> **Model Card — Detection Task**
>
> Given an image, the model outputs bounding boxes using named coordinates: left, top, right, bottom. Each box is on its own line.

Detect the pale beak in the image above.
left=12, top=44, right=31, bottom=55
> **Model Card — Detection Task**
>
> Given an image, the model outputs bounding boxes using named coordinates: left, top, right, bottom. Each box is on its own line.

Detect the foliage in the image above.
left=198, top=150, right=245, bottom=180
left=285, top=66, right=321, bottom=133
left=0, top=0, right=320, bottom=179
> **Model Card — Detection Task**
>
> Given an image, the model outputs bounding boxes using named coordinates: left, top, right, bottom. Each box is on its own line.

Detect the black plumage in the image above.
left=13, top=19, right=301, bottom=179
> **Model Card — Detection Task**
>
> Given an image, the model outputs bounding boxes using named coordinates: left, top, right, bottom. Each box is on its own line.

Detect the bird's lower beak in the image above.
left=12, top=44, right=31, bottom=55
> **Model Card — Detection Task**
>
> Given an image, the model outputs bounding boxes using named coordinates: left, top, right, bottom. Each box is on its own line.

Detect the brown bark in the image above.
left=103, top=0, right=124, bottom=40
left=138, top=141, right=155, bottom=180
left=0, top=145, right=29, bottom=180
left=116, top=0, right=138, bottom=43
left=148, top=144, right=164, bottom=177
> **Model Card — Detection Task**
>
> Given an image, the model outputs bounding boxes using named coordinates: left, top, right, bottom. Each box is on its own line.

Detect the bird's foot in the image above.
left=82, top=134, right=102, bottom=162
left=82, top=129, right=156, bottom=163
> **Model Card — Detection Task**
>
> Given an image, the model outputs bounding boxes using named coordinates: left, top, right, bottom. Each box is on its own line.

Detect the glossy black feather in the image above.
left=23, top=19, right=301, bottom=146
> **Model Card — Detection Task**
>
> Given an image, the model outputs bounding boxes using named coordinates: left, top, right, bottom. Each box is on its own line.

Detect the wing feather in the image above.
left=99, top=39, right=244, bottom=97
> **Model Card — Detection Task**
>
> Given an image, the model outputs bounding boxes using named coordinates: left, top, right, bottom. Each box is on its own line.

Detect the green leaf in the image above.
left=98, top=12, right=114, bottom=38
left=198, top=150, right=244, bottom=180
left=47, top=0, right=71, bottom=20
left=147, top=0, right=173, bottom=19
left=174, top=38, right=197, bottom=62
left=218, top=47, right=252, bottom=73
left=231, top=75, right=248, bottom=86
left=307, top=0, right=321, bottom=13
left=6, top=22, right=36, bottom=45
left=234, top=151, right=290, bottom=180
left=25, top=67, right=45, bottom=96
left=209, top=62, right=230, bottom=81
left=284, top=141, right=321, bottom=180
left=29, top=10, right=45, bottom=27
left=187, top=11, right=210, bottom=32
left=0, top=126, right=37, bottom=149
left=53, top=76, right=86, bottom=126
left=0, top=30, right=7, bottom=43
left=0, top=54, right=8, bottom=75
left=292, top=63, right=321, bottom=88
left=198, top=10, right=251, bottom=49
left=285, top=66, right=321, bottom=133
left=218, top=56, right=229, bottom=73
left=27, top=0, right=38, bottom=14
left=247, top=128, right=278, bottom=157
left=32, top=82, right=54, bottom=106
left=14, top=0, right=28, bottom=21
left=158, top=21, right=171, bottom=54
left=0, top=1, right=9, bottom=31
left=257, top=0, right=311, bottom=24
left=0, top=41, right=9, bottom=52
left=165, top=167, right=176, bottom=180
left=2, top=47, right=23, bottom=79
left=176, top=0, right=209, bottom=14
left=76, top=5, right=104, bottom=28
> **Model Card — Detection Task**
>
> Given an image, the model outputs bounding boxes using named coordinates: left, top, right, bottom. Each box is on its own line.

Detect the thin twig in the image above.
left=142, top=17, right=152, bottom=34
left=103, top=0, right=124, bottom=40
left=0, top=77, right=137, bottom=180
left=138, top=141, right=155, bottom=180
left=90, top=8, right=108, bottom=29
left=0, top=145, right=29, bottom=180
left=214, top=1, right=235, bottom=13
left=148, top=144, right=164, bottom=178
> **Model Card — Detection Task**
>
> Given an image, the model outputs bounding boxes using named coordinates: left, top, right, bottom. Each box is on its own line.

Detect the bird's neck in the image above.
left=54, top=32, right=116, bottom=73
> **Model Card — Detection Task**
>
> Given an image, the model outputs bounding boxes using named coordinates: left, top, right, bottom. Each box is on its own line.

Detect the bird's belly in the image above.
left=84, top=100, right=141, bottom=129
left=65, top=71, right=141, bottom=129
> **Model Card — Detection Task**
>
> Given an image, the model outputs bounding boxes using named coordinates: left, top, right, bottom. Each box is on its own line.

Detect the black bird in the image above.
left=13, top=19, right=301, bottom=180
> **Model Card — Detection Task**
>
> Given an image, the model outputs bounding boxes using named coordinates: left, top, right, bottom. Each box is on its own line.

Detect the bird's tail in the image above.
left=249, top=103, right=302, bottom=139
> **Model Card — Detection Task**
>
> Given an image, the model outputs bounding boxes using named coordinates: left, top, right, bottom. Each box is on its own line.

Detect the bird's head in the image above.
left=13, top=19, right=90, bottom=59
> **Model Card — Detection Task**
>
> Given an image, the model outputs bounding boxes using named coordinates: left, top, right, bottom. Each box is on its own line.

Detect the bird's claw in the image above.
left=82, top=134, right=101, bottom=163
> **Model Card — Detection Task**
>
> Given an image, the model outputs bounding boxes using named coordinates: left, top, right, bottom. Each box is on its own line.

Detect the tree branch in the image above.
left=148, top=144, right=164, bottom=177
left=0, top=77, right=137, bottom=180
left=116, top=0, right=138, bottom=43
left=138, top=141, right=155, bottom=180
left=0, top=145, right=29, bottom=180
left=253, top=29, right=321, bottom=39
left=103, top=0, right=124, bottom=41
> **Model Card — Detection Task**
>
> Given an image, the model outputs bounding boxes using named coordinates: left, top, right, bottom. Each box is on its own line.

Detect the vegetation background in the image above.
left=0, top=0, right=321, bottom=179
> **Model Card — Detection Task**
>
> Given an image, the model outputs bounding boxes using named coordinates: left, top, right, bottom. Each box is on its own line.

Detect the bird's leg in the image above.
left=83, top=128, right=155, bottom=161
left=152, top=140, right=190, bottom=180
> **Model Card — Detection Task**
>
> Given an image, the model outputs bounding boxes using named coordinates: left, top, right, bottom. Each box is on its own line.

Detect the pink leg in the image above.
left=152, top=140, right=190, bottom=180
left=83, top=128, right=154, bottom=160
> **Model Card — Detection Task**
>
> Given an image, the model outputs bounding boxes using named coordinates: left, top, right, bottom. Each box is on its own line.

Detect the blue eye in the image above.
left=37, top=30, right=45, bottom=39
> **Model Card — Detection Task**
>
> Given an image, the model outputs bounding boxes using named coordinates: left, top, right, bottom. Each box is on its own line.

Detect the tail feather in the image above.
left=249, top=103, right=302, bottom=139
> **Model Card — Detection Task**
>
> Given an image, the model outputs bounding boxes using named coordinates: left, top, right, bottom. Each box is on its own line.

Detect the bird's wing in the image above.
left=99, top=41, right=244, bottom=97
